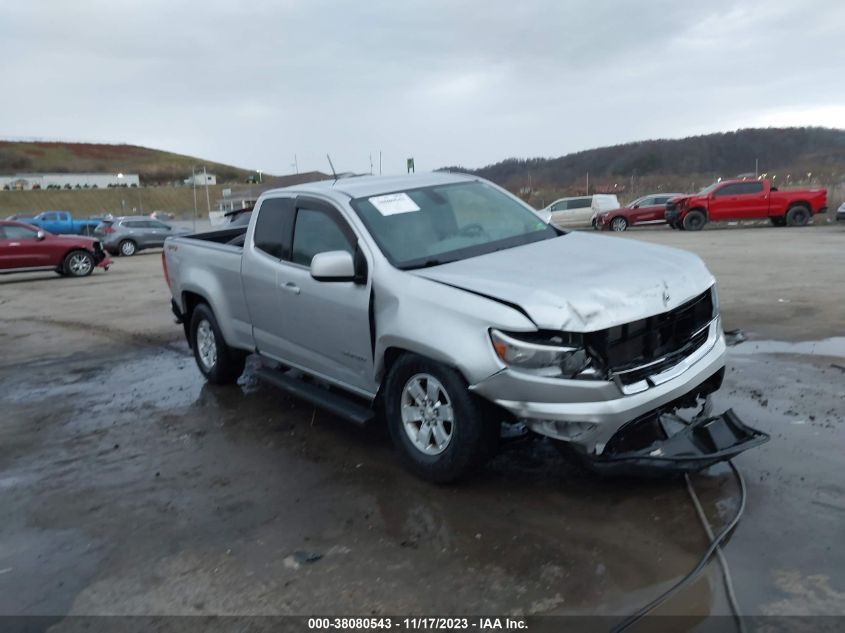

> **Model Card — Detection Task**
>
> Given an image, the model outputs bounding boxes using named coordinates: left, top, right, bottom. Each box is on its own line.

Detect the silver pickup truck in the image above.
left=163, top=172, right=766, bottom=482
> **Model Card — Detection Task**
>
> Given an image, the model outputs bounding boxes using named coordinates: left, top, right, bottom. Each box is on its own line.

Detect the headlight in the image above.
left=490, top=329, right=599, bottom=379
left=710, top=284, right=719, bottom=318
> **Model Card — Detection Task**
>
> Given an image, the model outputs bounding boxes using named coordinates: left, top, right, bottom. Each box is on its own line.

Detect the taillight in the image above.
left=162, top=250, right=170, bottom=285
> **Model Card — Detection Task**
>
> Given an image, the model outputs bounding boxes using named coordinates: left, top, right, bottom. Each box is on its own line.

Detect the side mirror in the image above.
left=36, top=230, right=46, bottom=240
left=311, top=250, right=356, bottom=282
left=632, top=203, right=639, bottom=209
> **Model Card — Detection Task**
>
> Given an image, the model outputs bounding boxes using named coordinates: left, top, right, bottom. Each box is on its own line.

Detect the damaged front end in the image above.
left=565, top=402, right=770, bottom=476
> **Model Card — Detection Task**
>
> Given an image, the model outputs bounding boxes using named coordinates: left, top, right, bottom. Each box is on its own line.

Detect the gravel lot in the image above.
left=1, top=223, right=843, bottom=622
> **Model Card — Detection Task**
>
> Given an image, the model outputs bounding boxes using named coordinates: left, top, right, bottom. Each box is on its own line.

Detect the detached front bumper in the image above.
left=470, top=319, right=727, bottom=456
left=92, top=242, right=112, bottom=270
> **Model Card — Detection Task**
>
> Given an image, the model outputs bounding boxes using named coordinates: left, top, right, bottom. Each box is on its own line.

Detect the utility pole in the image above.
left=293, top=154, right=299, bottom=174
left=755, top=158, right=759, bottom=178
left=586, top=171, right=589, bottom=195
left=379, top=151, right=382, bottom=175
left=203, top=165, right=211, bottom=215
left=192, top=166, right=198, bottom=232
left=369, top=153, right=373, bottom=175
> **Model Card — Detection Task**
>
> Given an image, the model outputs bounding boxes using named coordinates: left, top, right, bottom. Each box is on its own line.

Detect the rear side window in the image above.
left=291, top=208, right=354, bottom=267
left=572, top=198, right=592, bottom=208
left=122, top=220, right=143, bottom=228
left=253, top=197, right=295, bottom=260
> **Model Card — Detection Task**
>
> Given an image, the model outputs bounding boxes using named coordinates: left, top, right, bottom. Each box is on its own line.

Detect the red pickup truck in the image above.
left=665, top=179, right=827, bottom=230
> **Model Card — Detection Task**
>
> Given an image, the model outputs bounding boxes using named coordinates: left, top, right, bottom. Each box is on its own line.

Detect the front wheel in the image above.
left=189, top=303, right=246, bottom=384
left=384, top=354, right=499, bottom=483
left=683, top=210, right=707, bottom=231
left=63, top=250, right=95, bottom=277
left=610, top=216, right=628, bottom=232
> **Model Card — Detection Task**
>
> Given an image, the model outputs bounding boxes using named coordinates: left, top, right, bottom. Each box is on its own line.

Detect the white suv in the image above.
left=543, top=194, right=620, bottom=228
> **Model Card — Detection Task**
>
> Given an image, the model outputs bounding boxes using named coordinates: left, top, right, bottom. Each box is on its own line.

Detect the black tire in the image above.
left=786, top=205, right=810, bottom=227
left=118, top=239, right=137, bottom=256
left=610, top=216, right=628, bottom=232
left=62, top=250, right=95, bottom=277
left=770, top=216, right=786, bottom=227
left=384, top=354, right=499, bottom=483
left=683, top=209, right=706, bottom=231
left=189, top=303, right=246, bottom=385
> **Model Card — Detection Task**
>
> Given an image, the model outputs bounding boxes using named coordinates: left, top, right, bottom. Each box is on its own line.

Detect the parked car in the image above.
left=836, top=202, right=845, bottom=223
left=595, top=193, right=685, bottom=231
left=542, top=194, right=620, bottom=228
left=0, top=220, right=112, bottom=277
left=25, top=211, right=101, bottom=236
left=665, top=179, right=828, bottom=230
left=162, top=173, right=766, bottom=482
left=94, top=215, right=190, bottom=256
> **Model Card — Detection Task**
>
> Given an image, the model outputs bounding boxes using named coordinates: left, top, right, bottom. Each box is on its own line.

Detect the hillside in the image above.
left=0, top=141, right=255, bottom=184
left=444, top=127, right=845, bottom=205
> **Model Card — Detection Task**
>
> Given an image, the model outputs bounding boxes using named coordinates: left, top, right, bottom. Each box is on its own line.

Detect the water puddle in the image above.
left=729, top=337, right=845, bottom=360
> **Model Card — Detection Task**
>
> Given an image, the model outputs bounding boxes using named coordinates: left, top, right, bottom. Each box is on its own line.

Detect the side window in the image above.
left=3, top=225, right=38, bottom=239
left=291, top=207, right=354, bottom=267
left=253, top=197, right=295, bottom=260
left=573, top=198, right=592, bottom=209
left=637, top=197, right=653, bottom=207
left=653, top=196, right=669, bottom=205
left=736, top=182, right=763, bottom=195
left=122, top=221, right=141, bottom=228
left=714, top=184, right=741, bottom=197
left=550, top=201, right=567, bottom=212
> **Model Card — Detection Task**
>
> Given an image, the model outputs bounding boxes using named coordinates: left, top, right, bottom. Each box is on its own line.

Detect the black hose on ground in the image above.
left=611, top=461, right=747, bottom=633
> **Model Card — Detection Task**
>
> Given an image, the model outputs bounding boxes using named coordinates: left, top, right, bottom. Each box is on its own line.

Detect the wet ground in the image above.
left=1, top=224, right=844, bottom=620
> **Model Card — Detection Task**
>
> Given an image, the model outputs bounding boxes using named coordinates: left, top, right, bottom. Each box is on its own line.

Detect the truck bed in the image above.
left=180, top=226, right=247, bottom=248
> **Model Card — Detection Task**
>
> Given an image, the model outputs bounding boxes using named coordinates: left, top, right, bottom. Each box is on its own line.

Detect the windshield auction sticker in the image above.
left=369, top=193, right=421, bottom=216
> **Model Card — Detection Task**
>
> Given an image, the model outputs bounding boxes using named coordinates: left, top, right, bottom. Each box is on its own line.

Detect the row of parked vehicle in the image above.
left=542, top=177, right=830, bottom=231
left=0, top=212, right=187, bottom=278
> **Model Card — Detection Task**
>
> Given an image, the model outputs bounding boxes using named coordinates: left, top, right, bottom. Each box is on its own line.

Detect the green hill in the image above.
left=0, top=140, right=256, bottom=184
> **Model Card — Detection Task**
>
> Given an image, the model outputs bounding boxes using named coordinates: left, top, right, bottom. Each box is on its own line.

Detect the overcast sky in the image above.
left=2, top=0, right=844, bottom=176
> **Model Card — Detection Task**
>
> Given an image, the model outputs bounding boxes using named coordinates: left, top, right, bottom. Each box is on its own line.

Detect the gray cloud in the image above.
left=2, top=0, right=843, bottom=175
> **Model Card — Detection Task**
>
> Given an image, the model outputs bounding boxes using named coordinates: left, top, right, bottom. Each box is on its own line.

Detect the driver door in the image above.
left=0, top=224, right=50, bottom=269
left=273, top=198, right=376, bottom=395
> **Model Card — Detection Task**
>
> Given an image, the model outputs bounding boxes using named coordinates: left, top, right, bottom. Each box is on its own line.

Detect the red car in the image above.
left=0, top=221, right=112, bottom=277
left=665, top=178, right=828, bottom=230
left=595, top=193, right=684, bottom=231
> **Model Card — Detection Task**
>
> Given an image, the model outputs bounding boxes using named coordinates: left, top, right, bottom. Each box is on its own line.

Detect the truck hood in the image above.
left=412, top=232, right=714, bottom=332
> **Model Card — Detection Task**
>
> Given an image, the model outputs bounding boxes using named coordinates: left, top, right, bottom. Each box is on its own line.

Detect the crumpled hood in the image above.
left=412, top=232, right=715, bottom=332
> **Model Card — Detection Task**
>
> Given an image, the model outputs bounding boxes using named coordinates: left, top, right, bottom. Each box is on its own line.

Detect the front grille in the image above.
left=585, top=289, right=714, bottom=385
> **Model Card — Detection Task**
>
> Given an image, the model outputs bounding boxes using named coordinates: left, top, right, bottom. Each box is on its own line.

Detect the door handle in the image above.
left=280, top=281, right=301, bottom=295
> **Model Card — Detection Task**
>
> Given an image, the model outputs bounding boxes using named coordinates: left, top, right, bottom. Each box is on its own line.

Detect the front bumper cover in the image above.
left=568, top=408, right=769, bottom=476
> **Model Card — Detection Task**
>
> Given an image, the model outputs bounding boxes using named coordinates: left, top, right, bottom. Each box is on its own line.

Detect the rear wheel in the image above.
left=189, top=303, right=246, bottom=385
left=610, top=216, right=628, bottom=232
left=119, top=239, right=137, bottom=256
left=683, top=210, right=706, bottom=231
left=384, top=354, right=499, bottom=483
left=786, top=205, right=810, bottom=227
left=63, top=250, right=94, bottom=277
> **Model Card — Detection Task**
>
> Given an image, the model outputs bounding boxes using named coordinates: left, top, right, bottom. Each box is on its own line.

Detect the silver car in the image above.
left=163, top=173, right=766, bottom=482
left=95, top=215, right=188, bottom=256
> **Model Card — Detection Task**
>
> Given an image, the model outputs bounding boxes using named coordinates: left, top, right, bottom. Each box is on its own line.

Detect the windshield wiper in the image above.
left=401, top=258, right=451, bottom=270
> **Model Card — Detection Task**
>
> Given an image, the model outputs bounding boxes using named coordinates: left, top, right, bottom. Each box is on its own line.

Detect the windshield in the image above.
left=350, top=181, right=558, bottom=270
left=698, top=183, right=719, bottom=194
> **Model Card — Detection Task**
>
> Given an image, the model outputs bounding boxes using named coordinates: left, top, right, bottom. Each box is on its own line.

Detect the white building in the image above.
left=184, top=172, right=217, bottom=186
left=0, top=173, right=140, bottom=190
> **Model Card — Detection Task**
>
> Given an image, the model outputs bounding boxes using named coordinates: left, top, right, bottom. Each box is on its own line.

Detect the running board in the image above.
left=255, top=368, right=374, bottom=426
